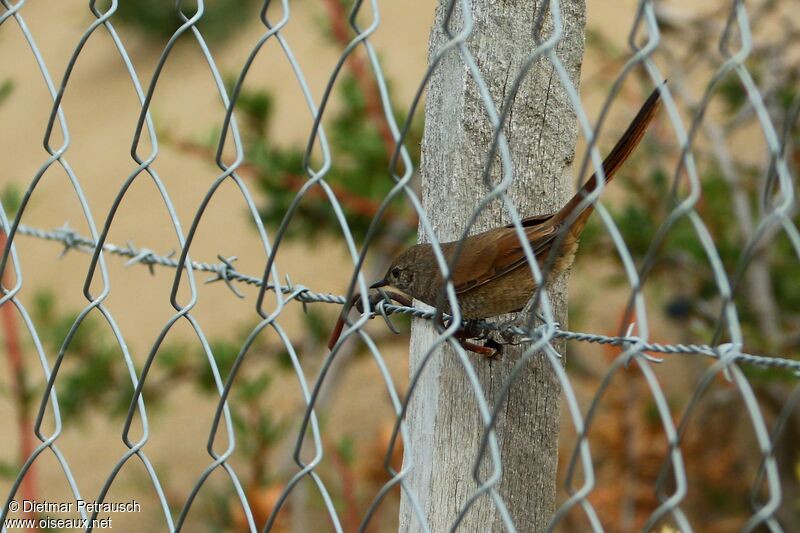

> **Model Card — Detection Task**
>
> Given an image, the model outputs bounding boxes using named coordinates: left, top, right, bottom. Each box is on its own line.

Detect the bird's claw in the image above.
left=456, top=337, right=501, bottom=358
left=451, top=320, right=502, bottom=358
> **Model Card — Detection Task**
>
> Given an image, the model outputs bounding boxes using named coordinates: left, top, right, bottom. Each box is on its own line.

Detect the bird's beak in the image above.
left=370, top=279, right=389, bottom=289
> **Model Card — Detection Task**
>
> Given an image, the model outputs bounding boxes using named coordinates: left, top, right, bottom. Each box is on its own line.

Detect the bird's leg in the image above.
left=483, top=297, right=546, bottom=349
left=498, top=295, right=563, bottom=344
left=444, top=318, right=498, bottom=358
left=460, top=319, right=487, bottom=340
left=490, top=304, right=534, bottom=346
left=439, top=315, right=500, bottom=358
left=454, top=334, right=498, bottom=358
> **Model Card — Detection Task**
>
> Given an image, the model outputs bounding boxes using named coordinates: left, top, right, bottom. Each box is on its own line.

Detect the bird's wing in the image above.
left=506, top=212, right=555, bottom=228
left=452, top=223, right=560, bottom=294
left=451, top=85, right=664, bottom=296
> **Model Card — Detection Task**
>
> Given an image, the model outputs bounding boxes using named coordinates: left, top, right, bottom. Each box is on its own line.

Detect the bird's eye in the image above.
left=391, top=267, right=401, bottom=278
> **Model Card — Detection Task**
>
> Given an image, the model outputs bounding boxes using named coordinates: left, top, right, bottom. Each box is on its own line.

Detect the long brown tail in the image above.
left=555, top=83, right=664, bottom=226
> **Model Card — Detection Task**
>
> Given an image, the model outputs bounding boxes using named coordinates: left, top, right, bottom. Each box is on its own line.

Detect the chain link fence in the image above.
left=1, top=0, right=799, bottom=531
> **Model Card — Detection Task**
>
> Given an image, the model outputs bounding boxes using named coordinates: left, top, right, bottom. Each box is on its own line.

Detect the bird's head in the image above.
left=370, top=244, right=436, bottom=300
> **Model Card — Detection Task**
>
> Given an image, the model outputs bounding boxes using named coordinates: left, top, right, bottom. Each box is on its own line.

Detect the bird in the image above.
left=369, top=85, right=663, bottom=321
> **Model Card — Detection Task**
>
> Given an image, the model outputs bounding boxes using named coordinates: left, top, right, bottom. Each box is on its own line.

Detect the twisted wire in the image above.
left=11, top=223, right=800, bottom=374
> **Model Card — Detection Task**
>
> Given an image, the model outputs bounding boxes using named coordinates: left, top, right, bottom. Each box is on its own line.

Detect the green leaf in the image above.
left=0, top=79, right=12, bottom=105
left=1, top=184, right=21, bottom=218
left=237, top=372, right=272, bottom=401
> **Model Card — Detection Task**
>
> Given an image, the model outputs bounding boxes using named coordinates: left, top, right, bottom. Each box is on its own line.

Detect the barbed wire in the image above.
left=11, top=222, right=800, bottom=375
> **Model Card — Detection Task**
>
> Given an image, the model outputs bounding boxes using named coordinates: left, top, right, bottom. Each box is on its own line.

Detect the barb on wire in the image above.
left=205, top=255, right=245, bottom=298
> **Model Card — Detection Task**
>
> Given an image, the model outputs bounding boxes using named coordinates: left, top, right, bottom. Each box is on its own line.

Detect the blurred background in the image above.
left=1, top=0, right=798, bottom=531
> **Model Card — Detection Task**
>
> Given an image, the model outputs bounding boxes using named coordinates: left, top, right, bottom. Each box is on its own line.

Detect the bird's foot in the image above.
left=459, top=319, right=487, bottom=339
left=452, top=320, right=501, bottom=358
left=493, top=310, right=561, bottom=345
left=454, top=337, right=500, bottom=358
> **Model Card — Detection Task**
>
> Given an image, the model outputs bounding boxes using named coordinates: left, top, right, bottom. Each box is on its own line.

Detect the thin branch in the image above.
left=321, top=0, right=396, bottom=157
left=168, top=138, right=418, bottom=228
left=0, top=234, right=38, bottom=527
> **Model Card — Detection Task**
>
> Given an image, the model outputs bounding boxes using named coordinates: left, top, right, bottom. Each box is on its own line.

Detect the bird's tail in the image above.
left=556, top=84, right=664, bottom=226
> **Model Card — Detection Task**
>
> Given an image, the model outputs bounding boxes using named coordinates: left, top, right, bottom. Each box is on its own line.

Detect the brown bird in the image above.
left=369, top=85, right=663, bottom=321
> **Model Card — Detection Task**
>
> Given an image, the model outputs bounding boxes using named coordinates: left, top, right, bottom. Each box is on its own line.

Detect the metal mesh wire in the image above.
left=1, top=0, right=799, bottom=531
